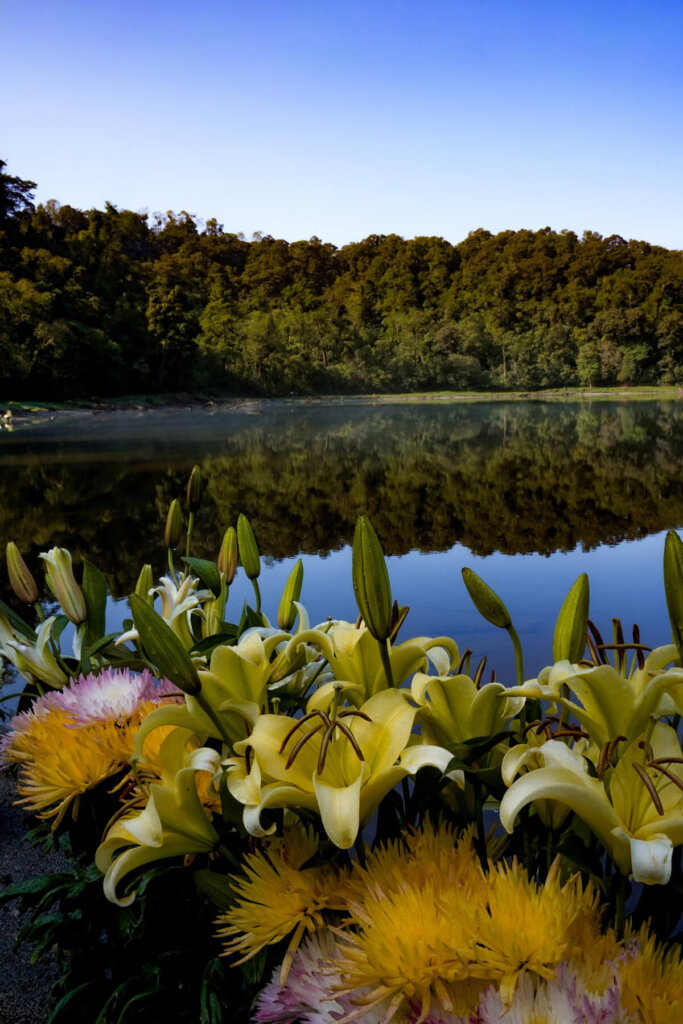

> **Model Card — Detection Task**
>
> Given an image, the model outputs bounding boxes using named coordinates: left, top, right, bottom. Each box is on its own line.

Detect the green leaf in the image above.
left=194, top=869, right=237, bottom=911
left=191, top=632, right=237, bottom=656
left=51, top=613, right=70, bottom=644
left=0, top=598, right=36, bottom=641
left=182, top=557, right=222, bottom=598
left=129, top=594, right=201, bottom=695
left=82, top=560, right=108, bottom=644
left=46, top=981, right=100, bottom=1023
left=83, top=632, right=120, bottom=659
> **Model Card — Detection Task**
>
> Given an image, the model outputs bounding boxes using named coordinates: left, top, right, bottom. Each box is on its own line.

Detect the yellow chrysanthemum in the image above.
left=333, top=877, right=482, bottom=1023
left=6, top=710, right=125, bottom=827
left=470, top=857, right=603, bottom=1003
left=620, top=924, right=683, bottom=1023
left=216, top=825, right=351, bottom=982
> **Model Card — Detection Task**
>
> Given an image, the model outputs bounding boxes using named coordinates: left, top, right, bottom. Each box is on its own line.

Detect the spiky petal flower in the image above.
left=0, top=668, right=180, bottom=827
left=216, top=826, right=351, bottom=983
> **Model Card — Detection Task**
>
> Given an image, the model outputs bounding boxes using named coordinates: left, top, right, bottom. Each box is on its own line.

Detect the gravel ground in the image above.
left=0, top=772, right=65, bottom=1024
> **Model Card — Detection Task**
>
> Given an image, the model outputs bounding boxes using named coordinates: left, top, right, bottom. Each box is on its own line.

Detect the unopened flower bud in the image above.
left=135, top=564, right=154, bottom=605
left=40, top=547, right=87, bottom=624
left=278, top=559, right=303, bottom=630
left=186, top=465, right=204, bottom=513
left=6, top=542, right=38, bottom=604
left=664, top=530, right=683, bottom=666
left=352, top=515, right=393, bottom=642
left=217, top=526, right=237, bottom=584
left=461, top=568, right=512, bottom=629
left=553, top=573, right=589, bottom=663
left=237, top=514, right=261, bottom=580
left=165, top=499, right=183, bottom=549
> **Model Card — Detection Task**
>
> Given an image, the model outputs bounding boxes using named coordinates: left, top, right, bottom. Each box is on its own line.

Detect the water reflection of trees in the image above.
left=1, top=401, right=682, bottom=598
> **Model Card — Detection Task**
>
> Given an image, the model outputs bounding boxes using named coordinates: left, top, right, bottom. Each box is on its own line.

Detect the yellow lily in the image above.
left=0, top=614, right=69, bottom=689
left=284, top=619, right=459, bottom=703
left=96, top=727, right=220, bottom=905
left=409, top=671, right=524, bottom=751
left=506, top=645, right=683, bottom=748
left=225, top=687, right=460, bottom=849
left=500, top=722, right=683, bottom=883
left=501, top=734, right=595, bottom=829
left=131, top=628, right=289, bottom=757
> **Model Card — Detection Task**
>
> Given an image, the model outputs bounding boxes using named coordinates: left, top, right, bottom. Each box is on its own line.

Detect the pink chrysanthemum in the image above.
left=51, top=668, right=178, bottom=725
left=254, top=929, right=388, bottom=1024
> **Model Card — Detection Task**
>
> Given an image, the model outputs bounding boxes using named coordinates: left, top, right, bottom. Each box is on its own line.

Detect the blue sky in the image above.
left=1, top=0, right=682, bottom=247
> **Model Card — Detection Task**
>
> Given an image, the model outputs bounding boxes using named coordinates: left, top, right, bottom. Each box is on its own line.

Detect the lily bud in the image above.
left=237, top=514, right=260, bottom=580
left=135, top=564, right=154, bottom=605
left=40, top=547, right=87, bottom=625
left=217, top=526, right=237, bottom=584
left=664, top=530, right=683, bottom=666
left=461, top=568, right=512, bottom=629
left=6, top=542, right=38, bottom=604
left=553, top=573, right=589, bottom=664
left=352, top=515, right=393, bottom=642
left=165, top=499, right=183, bottom=549
left=186, top=465, right=204, bottom=513
left=278, top=559, right=303, bottom=630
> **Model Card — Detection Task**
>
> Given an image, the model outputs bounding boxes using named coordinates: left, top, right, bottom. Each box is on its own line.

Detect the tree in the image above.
left=0, top=158, right=37, bottom=224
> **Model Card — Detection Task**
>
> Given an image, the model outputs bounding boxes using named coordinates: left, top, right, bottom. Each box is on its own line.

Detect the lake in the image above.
left=1, top=396, right=683, bottom=691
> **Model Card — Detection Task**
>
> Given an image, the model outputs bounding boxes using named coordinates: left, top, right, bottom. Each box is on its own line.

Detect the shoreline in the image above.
left=1, top=385, right=682, bottom=426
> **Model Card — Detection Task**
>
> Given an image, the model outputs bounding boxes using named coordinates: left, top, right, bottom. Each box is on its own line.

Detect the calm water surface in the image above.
left=2, top=398, right=683, bottom=686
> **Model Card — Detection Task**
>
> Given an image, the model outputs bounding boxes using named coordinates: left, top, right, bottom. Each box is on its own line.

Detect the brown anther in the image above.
left=632, top=762, right=664, bottom=815
left=332, top=720, right=365, bottom=762
left=285, top=722, right=324, bottom=770
left=279, top=710, right=326, bottom=754
left=457, top=649, right=473, bottom=675
left=647, top=762, right=683, bottom=794
left=473, top=656, right=487, bottom=689
left=587, top=620, right=608, bottom=664
left=338, top=709, right=372, bottom=723
left=245, top=745, right=253, bottom=774
left=553, top=729, right=590, bottom=740
left=490, top=668, right=497, bottom=683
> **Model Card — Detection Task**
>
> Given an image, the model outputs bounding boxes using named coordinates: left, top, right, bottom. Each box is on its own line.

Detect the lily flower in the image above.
left=0, top=614, right=69, bottom=688
left=500, top=722, right=683, bottom=883
left=506, top=644, right=683, bottom=748
left=224, top=687, right=460, bottom=849
left=96, top=726, right=220, bottom=905
left=284, top=619, right=459, bottom=704
left=409, top=671, right=524, bottom=751
left=130, top=628, right=289, bottom=756
left=117, top=572, right=213, bottom=650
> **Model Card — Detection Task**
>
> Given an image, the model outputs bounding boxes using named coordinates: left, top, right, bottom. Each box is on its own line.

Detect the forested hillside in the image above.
left=2, top=159, right=683, bottom=398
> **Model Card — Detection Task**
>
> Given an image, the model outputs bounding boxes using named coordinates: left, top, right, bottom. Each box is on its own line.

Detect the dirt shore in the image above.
left=0, top=772, right=65, bottom=1024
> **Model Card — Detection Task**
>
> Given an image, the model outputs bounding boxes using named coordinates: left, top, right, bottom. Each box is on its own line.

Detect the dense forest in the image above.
left=2, top=158, right=683, bottom=398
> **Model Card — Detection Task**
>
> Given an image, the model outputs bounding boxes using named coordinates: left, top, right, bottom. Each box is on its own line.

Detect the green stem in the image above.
left=33, top=602, right=45, bottom=622
left=168, top=548, right=179, bottom=584
left=251, top=578, right=262, bottom=615
left=354, top=831, right=367, bottom=869
left=614, top=873, right=627, bottom=940
left=379, top=638, right=395, bottom=688
left=186, top=512, right=195, bottom=560
left=473, top=779, right=488, bottom=870
left=507, top=624, right=524, bottom=687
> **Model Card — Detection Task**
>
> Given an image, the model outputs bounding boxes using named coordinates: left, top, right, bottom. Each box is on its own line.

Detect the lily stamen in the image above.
left=632, top=762, right=664, bottom=815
